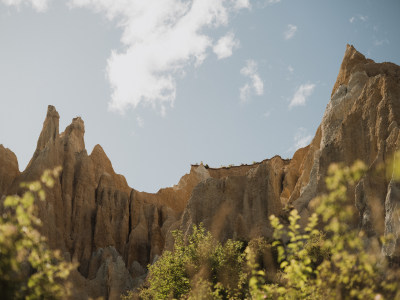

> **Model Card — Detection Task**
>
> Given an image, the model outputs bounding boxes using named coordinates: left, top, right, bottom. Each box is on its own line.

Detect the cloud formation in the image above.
left=1, top=0, right=49, bottom=12
left=136, top=116, right=144, bottom=128
left=293, top=127, right=313, bottom=149
left=68, top=0, right=249, bottom=114
left=289, top=83, right=315, bottom=108
left=239, top=60, right=264, bottom=102
left=213, top=32, right=240, bottom=59
left=284, top=24, right=297, bottom=40
left=234, top=0, right=250, bottom=10
left=349, top=15, right=368, bottom=23
left=374, top=38, right=389, bottom=46
left=287, top=127, right=313, bottom=153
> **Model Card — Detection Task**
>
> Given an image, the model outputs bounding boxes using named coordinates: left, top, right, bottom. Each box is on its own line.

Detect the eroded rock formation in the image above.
left=0, top=44, right=399, bottom=298
left=289, top=45, right=400, bottom=258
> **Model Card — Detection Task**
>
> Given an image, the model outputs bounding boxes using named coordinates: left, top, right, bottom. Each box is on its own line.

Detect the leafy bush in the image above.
left=139, top=224, right=247, bottom=299
left=0, top=168, right=76, bottom=299
left=248, top=161, right=400, bottom=299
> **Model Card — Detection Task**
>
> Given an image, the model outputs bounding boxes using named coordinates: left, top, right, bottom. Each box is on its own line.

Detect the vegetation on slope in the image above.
left=249, top=161, right=399, bottom=299
left=131, top=161, right=400, bottom=299
left=1, top=162, right=399, bottom=299
left=139, top=224, right=247, bottom=299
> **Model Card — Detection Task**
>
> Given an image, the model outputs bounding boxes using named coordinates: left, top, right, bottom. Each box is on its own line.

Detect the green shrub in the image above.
left=0, top=168, right=76, bottom=299
left=139, top=224, right=247, bottom=299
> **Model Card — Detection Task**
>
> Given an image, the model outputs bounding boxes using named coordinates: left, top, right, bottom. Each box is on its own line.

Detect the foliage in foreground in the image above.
left=249, top=161, right=400, bottom=300
left=129, top=160, right=400, bottom=299
left=139, top=224, right=247, bottom=299
left=0, top=168, right=76, bottom=299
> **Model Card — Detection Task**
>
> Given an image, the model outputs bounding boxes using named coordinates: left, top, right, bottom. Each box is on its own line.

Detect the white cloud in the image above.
left=1, top=0, right=49, bottom=12
left=289, top=83, right=315, bottom=108
left=240, top=84, right=251, bottom=102
left=239, top=60, right=264, bottom=102
left=213, top=32, right=240, bottom=59
left=257, top=0, right=281, bottom=8
left=287, top=127, right=312, bottom=152
left=349, top=15, right=368, bottom=23
left=234, top=0, right=251, bottom=10
left=294, top=127, right=312, bottom=149
left=359, top=15, right=367, bottom=22
left=374, top=38, right=389, bottom=46
left=288, top=65, right=294, bottom=74
left=136, top=116, right=144, bottom=128
left=284, top=24, right=297, bottom=40
left=68, top=0, right=249, bottom=115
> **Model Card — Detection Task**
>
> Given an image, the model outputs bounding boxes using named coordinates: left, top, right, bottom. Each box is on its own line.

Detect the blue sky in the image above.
left=0, top=0, right=399, bottom=192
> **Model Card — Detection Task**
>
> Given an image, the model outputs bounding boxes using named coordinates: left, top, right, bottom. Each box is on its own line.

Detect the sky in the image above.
left=0, top=0, right=399, bottom=192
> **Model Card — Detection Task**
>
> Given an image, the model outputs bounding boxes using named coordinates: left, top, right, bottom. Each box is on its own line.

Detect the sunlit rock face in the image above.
left=0, top=145, right=19, bottom=197
left=0, top=45, right=399, bottom=298
left=288, top=45, right=400, bottom=260
left=180, top=155, right=304, bottom=242
left=181, top=47, right=400, bottom=256
left=0, top=105, right=209, bottom=298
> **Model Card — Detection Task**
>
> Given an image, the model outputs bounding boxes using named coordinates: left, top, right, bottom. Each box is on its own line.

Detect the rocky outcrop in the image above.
left=180, top=155, right=304, bottom=242
left=289, top=46, right=400, bottom=252
left=0, top=145, right=19, bottom=197
left=1, top=45, right=400, bottom=298
left=0, top=107, right=212, bottom=298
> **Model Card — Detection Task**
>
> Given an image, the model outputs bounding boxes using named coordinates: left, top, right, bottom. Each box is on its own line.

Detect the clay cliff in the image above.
left=3, top=106, right=210, bottom=298
left=0, top=45, right=399, bottom=298
left=290, top=45, right=400, bottom=259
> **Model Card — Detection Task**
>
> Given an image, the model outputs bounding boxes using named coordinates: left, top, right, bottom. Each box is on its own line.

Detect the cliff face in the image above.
left=290, top=45, right=400, bottom=259
left=0, top=145, right=19, bottom=197
left=3, top=106, right=209, bottom=298
left=0, top=45, right=399, bottom=298
left=180, top=153, right=306, bottom=243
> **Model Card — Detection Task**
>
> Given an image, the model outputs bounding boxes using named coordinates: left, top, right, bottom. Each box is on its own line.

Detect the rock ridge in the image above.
left=1, top=45, right=400, bottom=298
